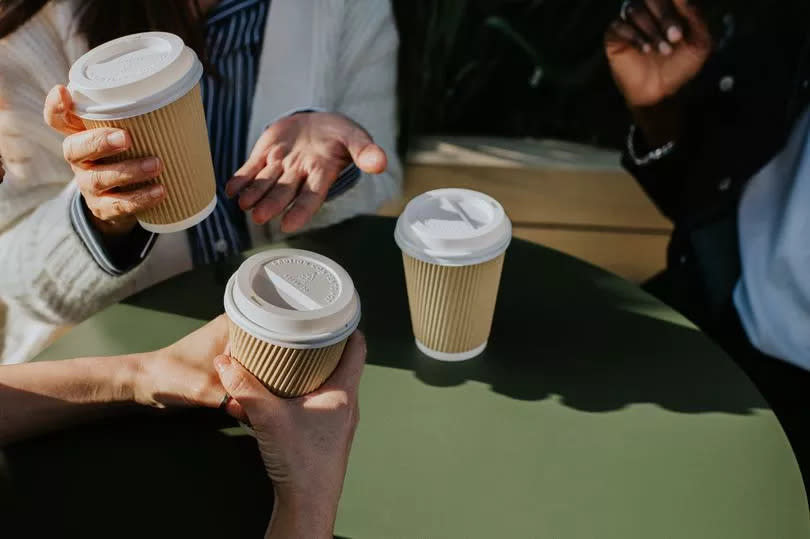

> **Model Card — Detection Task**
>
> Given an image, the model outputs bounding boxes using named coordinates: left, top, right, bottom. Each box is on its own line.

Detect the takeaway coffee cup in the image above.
left=395, top=188, right=512, bottom=361
left=224, top=249, right=361, bottom=397
left=68, top=32, right=216, bottom=232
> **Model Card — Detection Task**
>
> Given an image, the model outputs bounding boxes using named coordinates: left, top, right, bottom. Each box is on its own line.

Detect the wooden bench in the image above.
left=379, top=136, right=673, bottom=283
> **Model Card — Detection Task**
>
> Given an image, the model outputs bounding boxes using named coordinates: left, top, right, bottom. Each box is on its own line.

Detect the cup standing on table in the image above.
left=67, top=32, right=216, bottom=232
left=395, top=189, right=512, bottom=361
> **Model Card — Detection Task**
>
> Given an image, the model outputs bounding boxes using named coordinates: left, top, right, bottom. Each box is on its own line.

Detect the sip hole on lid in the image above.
left=224, top=249, right=361, bottom=349
left=68, top=32, right=203, bottom=120
left=394, top=188, right=512, bottom=266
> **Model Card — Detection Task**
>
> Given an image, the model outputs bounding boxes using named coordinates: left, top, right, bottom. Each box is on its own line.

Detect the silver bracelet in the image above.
left=626, top=124, right=676, bottom=166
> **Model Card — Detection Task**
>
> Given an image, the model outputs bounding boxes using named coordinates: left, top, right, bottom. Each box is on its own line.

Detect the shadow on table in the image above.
left=0, top=386, right=356, bottom=538
left=122, top=255, right=245, bottom=320
left=0, top=404, right=272, bottom=538
left=126, top=216, right=766, bottom=416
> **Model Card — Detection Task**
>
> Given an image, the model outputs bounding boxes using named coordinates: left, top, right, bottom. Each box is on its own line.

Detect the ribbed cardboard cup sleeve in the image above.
left=228, top=319, right=347, bottom=398
left=402, top=253, right=505, bottom=355
left=83, top=83, right=216, bottom=228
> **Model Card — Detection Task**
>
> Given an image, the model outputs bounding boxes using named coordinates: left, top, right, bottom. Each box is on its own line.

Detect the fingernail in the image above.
left=141, top=157, right=159, bottom=173
left=642, top=43, right=652, bottom=54
left=362, top=152, right=380, bottom=166
left=667, top=26, right=683, bottom=43
left=107, top=131, right=126, bottom=148
left=149, top=185, right=164, bottom=199
left=214, top=355, right=231, bottom=373
left=659, top=42, right=673, bottom=55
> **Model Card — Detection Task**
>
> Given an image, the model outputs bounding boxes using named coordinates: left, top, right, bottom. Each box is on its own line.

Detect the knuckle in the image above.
left=90, top=204, right=105, bottom=220
left=304, top=157, right=324, bottom=173
left=228, top=372, right=252, bottom=397
left=190, top=379, right=211, bottom=402
left=268, top=162, right=284, bottom=178
left=89, top=169, right=106, bottom=193
left=110, top=199, right=134, bottom=217
left=110, top=200, right=124, bottom=216
left=282, top=153, right=301, bottom=170
left=62, top=137, right=76, bottom=162
left=267, top=144, right=286, bottom=162
left=134, top=189, right=157, bottom=207
left=238, top=194, right=255, bottom=210
left=89, top=131, right=109, bottom=154
left=274, top=115, right=296, bottom=131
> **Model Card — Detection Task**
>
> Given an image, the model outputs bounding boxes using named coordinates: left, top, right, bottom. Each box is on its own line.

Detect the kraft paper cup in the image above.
left=68, top=32, right=216, bottom=233
left=224, top=249, right=361, bottom=398
left=395, top=189, right=512, bottom=361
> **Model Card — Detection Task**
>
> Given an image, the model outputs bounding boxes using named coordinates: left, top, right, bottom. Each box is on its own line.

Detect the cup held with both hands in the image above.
left=104, top=312, right=366, bottom=537
left=162, top=316, right=368, bottom=537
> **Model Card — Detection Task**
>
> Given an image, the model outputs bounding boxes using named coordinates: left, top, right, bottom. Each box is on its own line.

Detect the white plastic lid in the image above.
left=394, top=188, right=512, bottom=266
left=68, top=32, right=203, bottom=120
left=224, top=249, right=361, bottom=349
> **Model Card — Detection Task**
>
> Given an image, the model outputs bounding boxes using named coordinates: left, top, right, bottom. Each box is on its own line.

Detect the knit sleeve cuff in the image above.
left=69, top=190, right=157, bottom=276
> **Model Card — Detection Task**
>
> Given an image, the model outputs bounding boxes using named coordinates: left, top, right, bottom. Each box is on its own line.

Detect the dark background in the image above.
left=391, top=0, right=749, bottom=153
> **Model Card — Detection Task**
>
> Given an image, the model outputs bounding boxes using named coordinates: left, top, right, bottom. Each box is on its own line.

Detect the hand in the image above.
left=132, top=315, right=245, bottom=420
left=44, top=85, right=166, bottom=237
left=226, top=112, right=387, bottom=233
left=605, top=0, right=712, bottom=108
left=214, top=331, right=367, bottom=539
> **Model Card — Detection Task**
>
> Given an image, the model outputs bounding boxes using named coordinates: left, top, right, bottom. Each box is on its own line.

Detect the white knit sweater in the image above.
left=0, top=0, right=401, bottom=363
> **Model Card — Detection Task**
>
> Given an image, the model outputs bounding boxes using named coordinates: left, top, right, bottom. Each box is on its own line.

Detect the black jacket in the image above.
left=621, top=4, right=810, bottom=325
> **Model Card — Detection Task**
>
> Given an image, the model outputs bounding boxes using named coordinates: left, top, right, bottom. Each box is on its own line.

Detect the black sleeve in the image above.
left=620, top=125, right=699, bottom=223
left=69, top=190, right=157, bottom=276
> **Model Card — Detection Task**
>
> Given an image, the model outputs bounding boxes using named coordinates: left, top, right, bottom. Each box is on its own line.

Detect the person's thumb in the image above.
left=214, top=355, right=279, bottom=418
left=44, top=85, right=85, bottom=135
left=343, top=125, right=387, bottom=174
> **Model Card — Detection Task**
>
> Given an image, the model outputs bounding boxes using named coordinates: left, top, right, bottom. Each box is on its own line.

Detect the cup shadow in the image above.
left=127, top=216, right=766, bottom=416
left=289, top=217, right=766, bottom=416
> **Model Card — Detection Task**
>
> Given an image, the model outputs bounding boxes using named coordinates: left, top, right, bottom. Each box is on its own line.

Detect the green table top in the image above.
left=12, top=216, right=810, bottom=538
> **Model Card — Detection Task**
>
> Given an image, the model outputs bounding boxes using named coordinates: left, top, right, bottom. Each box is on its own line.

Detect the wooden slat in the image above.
left=407, top=136, right=625, bottom=171
left=512, top=226, right=668, bottom=283
left=380, top=164, right=672, bottom=231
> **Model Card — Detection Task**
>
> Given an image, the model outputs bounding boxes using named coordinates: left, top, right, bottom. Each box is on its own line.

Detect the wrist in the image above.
left=82, top=353, right=145, bottom=405
left=82, top=196, right=137, bottom=237
left=123, top=350, right=163, bottom=407
left=267, top=486, right=340, bottom=539
left=628, top=97, right=685, bottom=149
left=90, top=213, right=138, bottom=238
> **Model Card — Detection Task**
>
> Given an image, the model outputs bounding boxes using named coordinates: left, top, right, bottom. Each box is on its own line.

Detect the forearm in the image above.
left=0, top=353, right=142, bottom=445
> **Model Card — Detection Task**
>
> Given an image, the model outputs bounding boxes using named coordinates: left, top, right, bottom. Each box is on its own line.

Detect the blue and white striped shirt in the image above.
left=72, top=0, right=359, bottom=274
left=191, top=0, right=271, bottom=264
